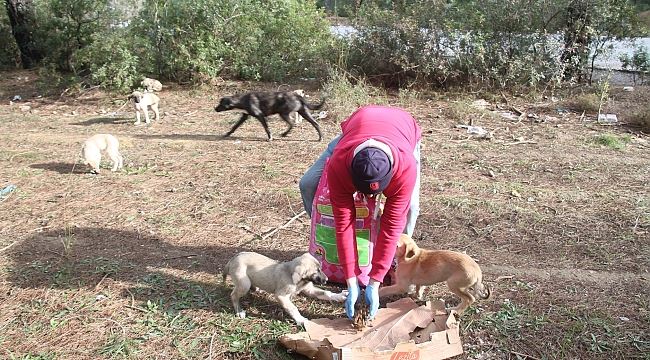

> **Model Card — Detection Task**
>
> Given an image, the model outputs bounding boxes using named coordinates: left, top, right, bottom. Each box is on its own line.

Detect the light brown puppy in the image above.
left=81, top=134, right=123, bottom=174
left=378, top=234, right=490, bottom=314
left=129, top=91, right=160, bottom=125
left=141, top=77, right=162, bottom=92
left=223, top=252, right=347, bottom=326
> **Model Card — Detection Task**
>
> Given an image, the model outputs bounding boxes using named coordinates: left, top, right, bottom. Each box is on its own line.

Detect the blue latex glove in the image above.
left=345, top=278, right=360, bottom=319
left=365, top=280, right=380, bottom=319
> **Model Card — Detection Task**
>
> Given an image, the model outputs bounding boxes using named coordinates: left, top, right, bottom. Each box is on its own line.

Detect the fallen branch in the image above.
left=503, top=140, right=537, bottom=146
left=209, top=330, right=218, bottom=360
left=0, top=240, right=18, bottom=253
left=125, top=305, right=148, bottom=313
left=510, top=350, right=540, bottom=360
left=261, top=210, right=306, bottom=241
left=94, top=273, right=110, bottom=290
left=162, top=254, right=198, bottom=261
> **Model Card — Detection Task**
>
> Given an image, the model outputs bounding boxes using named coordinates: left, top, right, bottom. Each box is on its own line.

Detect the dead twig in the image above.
left=261, top=210, right=306, bottom=241
left=162, top=254, right=198, bottom=261
left=0, top=240, right=18, bottom=253
left=510, top=350, right=540, bottom=360
left=125, top=305, right=148, bottom=313
left=209, top=330, right=218, bottom=360
left=94, top=273, right=110, bottom=291
left=503, top=140, right=537, bottom=146
left=495, top=275, right=515, bottom=282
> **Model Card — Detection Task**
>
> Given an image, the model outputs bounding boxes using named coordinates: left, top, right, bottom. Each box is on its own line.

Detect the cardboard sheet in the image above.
left=280, top=298, right=464, bottom=360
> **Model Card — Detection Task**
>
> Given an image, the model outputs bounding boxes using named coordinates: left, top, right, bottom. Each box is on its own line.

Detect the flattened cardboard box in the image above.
left=280, top=298, right=463, bottom=360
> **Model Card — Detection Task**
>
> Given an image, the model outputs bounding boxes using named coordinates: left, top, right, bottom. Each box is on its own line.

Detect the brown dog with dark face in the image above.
left=215, top=91, right=324, bottom=141
left=223, top=252, right=346, bottom=325
left=378, top=234, right=491, bottom=315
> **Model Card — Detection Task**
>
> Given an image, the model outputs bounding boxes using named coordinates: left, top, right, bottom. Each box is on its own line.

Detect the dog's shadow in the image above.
left=132, top=133, right=285, bottom=142
left=30, top=162, right=89, bottom=174
left=70, top=116, right=132, bottom=126
left=3, top=227, right=336, bottom=324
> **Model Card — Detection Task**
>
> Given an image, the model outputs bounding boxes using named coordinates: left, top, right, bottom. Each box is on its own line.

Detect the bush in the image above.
left=322, top=69, right=385, bottom=120
left=627, top=104, right=650, bottom=132
left=71, top=31, right=140, bottom=92
left=563, top=93, right=602, bottom=113
left=34, top=0, right=114, bottom=72
left=342, top=0, right=639, bottom=89
left=131, top=0, right=333, bottom=83
left=345, top=0, right=566, bottom=89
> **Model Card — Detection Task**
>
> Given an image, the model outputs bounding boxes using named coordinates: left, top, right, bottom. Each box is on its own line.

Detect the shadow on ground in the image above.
left=4, top=227, right=325, bottom=320
left=30, top=162, right=89, bottom=174
left=70, top=116, right=132, bottom=126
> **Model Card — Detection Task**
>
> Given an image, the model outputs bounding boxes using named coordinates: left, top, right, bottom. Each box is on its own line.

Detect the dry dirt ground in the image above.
left=0, top=70, right=648, bottom=360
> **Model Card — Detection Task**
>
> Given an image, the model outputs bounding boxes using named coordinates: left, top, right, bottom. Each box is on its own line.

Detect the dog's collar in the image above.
left=353, top=139, right=394, bottom=166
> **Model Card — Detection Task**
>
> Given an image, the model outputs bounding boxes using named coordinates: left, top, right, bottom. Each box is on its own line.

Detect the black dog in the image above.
left=215, top=91, right=325, bottom=141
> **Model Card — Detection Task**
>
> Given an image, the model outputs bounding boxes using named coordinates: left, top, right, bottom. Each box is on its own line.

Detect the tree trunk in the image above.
left=5, top=0, right=42, bottom=68
left=560, top=0, right=591, bottom=82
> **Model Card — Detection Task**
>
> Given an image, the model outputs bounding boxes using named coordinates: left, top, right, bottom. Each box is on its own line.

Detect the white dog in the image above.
left=292, top=89, right=307, bottom=124
left=81, top=134, right=123, bottom=173
left=141, top=77, right=162, bottom=92
left=223, top=252, right=347, bottom=326
left=129, top=91, right=160, bottom=125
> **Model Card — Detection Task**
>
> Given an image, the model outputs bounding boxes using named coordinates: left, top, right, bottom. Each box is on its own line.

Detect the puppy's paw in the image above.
left=294, top=316, right=309, bottom=327
left=331, top=290, right=348, bottom=302
left=236, top=310, right=246, bottom=319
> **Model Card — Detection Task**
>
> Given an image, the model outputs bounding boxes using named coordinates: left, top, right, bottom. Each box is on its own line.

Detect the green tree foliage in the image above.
left=343, top=0, right=640, bottom=88
left=131, top=0, right=333, bottom=82
left=35, top=0, right=114, bottom=71
left=0, top=4, right=19, bottom=69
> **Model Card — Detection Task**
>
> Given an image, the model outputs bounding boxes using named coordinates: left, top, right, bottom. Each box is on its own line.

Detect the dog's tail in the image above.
left=303, top=96, right=327, bottom=111
left=222, top=259, right=231, bottom=283
left=475, top=279, right=491, bottom=300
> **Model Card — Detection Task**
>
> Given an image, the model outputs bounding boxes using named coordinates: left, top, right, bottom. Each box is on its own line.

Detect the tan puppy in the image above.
left=81, top=134, right=123, bottom=173
left=223, top=252, right=347, bottom=326
left=292, top=89, right=307, bottom=124
left=141, top=77, right=162, bottom=92
left=129, top=91, right=160, bottom=125
left=379, top=234, right=491, bottom=314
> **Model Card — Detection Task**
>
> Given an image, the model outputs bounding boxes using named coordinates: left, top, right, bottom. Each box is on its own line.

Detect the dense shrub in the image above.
left=131, top=0, right=333, bottom=83
left=34, top=0, right=114, bottom=72
left=343, top=0, right=639, bottom=89
left=71, top=30, right=141, bottom=92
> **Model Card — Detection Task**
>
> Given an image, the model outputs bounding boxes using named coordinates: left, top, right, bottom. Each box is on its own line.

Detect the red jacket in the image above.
left=326, top=105, right=421, bottom=282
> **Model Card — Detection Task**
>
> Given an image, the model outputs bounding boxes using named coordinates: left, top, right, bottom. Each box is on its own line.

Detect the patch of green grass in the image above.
left=98, top=334, right=140, bottom=358
left=323, top=69, right=386, bottom=119
left=444, top=100, right=500, bottom=125
left=217, top=319, right=293, bottom=356
left=261, top=164, right=278, bottom=179
left=79, top=257, right=123, bottom=275
left=397, top=86, right=422, bottom=106
left=591, top=133, right=631, bottom=150
left=467, top=301, right=548, bottom=340
left=7, top=353, right=57, bottom=360
left=280, top=186, right=300, bottom=200
left=123, top=163, right=153, bottom=175
left=564, top=92, right=601, bottom=113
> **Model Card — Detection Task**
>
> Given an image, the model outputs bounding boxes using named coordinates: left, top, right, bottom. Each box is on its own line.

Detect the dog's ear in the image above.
left=399, top=234, right=420, bottom=264
left=291, top=253, right=318, bottom=284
